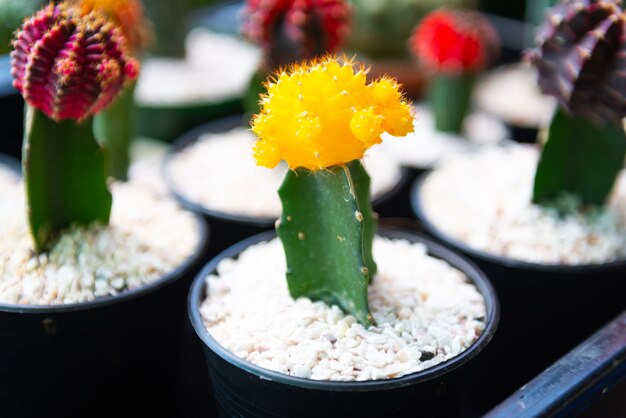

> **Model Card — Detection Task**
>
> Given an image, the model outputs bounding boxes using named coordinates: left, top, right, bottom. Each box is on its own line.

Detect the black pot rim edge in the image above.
left=0, top=153, right=21, bottom=175
left=162, top=114, right=413, bottom=228
left=410, top=172, right=626, bottom=273
left=0, top=184, right=210, bottom=315
left=188, top=227, right=500, bottom=392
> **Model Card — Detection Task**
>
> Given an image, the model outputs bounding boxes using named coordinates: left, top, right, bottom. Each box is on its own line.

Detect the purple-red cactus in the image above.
left=527, top=0, right=626, bottom=125
left=242, top=0, right=351, bottom=68
left=11, top=3, right=138, bottom=122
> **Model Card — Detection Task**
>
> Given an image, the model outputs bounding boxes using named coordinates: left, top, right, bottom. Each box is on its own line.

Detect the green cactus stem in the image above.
left=533, top=109, right=626, bottom=206
left=430, top=74, right=474, bottom=134
left=23, top=106, right=112, bottom=252
left=143, top=0, right=188, bottom=58
left=277, top=160, right=377, bottom=326
left=94, top=81, right=137, bottom=181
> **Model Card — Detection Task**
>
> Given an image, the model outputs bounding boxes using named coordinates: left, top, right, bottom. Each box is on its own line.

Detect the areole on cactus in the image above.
left=251, top=56, right=413, bottom=325
left=11, top=2, right=138, bottom=252
left=527, top=0, right=626, bottom=206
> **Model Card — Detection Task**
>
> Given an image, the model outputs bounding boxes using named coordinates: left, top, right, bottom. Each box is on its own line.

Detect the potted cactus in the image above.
left=374, top=8, right=505, bottom=218
left=164, top=1, right=408, bottom=253
left=410, top=8, right=499, bottom=135
left=412, top=0, right=626, bottom=408
left=188, top=56, right=499, bottom=417
left=0, top=4, right=208, bottom=417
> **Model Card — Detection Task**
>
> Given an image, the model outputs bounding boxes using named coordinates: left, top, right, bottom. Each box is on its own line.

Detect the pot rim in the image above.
left=0, top=189, right=210, bottom=314
left=162, top=114, right=412, bottom=227
left=0, top=153, right=21, bottom=175
left=0, top=54, right=16, bottom=97
left=188, top=227, right=500, bottom=392
left=411, top=172, right=626, bottom=273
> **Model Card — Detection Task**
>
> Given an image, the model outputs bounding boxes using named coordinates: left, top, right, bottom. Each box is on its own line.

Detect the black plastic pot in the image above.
left=411, top=174, right=626, bottom=413
left=0, top=216, right=210, bottom=418
left=188, top=228, right=500, bottom=418
left=0, top=152, right=21, bottom=174
left=163, top=115, right=412, bottom=256
left=508, top=124, right=539, bottom=144
left=0, top=54, right=24, bottom=159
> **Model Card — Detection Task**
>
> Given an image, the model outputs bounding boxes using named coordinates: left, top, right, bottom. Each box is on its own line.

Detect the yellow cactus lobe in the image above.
left=70, top=0, right=150, bottom=51
left=252, top=56, right=414, bottom=171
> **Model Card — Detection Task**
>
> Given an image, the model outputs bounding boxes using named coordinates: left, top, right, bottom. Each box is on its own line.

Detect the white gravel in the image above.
left=166, top=128, right=404, bottom=218
left=200, top=237, right=486, bottom=381
left=376, top=104, right=509, bottom=169
left=474, top=63, right=556, bottom=128
left=135, top=29, right=261, bottom=106
left=420, top=144, right=626, bottom=264
left=0, top=173, right=201, bottom=305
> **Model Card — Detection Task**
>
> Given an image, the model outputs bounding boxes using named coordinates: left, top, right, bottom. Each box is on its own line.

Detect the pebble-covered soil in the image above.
left=200, top=237, right=486, bottom=381
left=420, top=144, right=626, bottom=264
left=0, top=171, right=201, bottom=305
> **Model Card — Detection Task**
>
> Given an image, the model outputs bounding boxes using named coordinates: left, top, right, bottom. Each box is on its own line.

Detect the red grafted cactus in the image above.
left=242, top=0, right=351, bottom=67
left=526, top=0, right=626, bottom=125
left=11, top=3, right=138, bottom=122
left=410, top=9, right=499, bottom=74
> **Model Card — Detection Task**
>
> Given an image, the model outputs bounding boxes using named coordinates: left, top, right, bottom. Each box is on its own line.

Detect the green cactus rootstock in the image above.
left=533, top=109, right=626, bottom=207
left=143, top=0, right=187, bottom=58
left=94, top=81, right=137, bottom=181
left=277, top=160, right=377, bottom=326
left=430, top=74, right=474, bottom=134
left=23, top=107, right=112, bottom=253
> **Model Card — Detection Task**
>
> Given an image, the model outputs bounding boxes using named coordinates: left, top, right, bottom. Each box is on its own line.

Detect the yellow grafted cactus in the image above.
left=252, top=56, right=414, bottom=171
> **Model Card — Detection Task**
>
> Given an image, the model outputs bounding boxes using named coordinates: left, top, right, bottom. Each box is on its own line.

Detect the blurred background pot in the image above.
left=411, top=174, right=626, bottom=412
left=0, top=217, right=209, bottom=418
left=0, top=152, right=19, bottom=173
left=188, top=228, right=499, bottom=418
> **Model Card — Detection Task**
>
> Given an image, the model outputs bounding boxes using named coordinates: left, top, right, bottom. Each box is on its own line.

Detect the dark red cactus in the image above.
left=410, top=9, right=499, bottom=74
left=11, top=3, right=139, bottom=122
left=527, top=0, right=626, bottom=125
left=242, top=0, right=351, bottom=68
